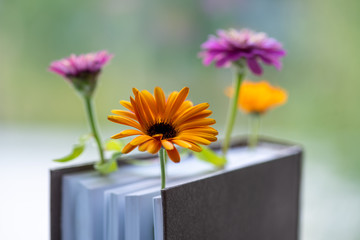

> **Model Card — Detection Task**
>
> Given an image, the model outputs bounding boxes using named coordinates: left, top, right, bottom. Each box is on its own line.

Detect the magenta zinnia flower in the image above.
left=199, top=29, right=286, bottom=75
left=49, top=50, right=112, bottom=79
left=49, top=51, right=113, bottom=96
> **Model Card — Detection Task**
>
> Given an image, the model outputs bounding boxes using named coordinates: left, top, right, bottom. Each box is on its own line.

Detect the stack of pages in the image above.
left=60, top=142, right=300, bottom=240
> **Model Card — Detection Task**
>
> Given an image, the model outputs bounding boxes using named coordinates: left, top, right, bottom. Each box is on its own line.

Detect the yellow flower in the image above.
left=108, top=87, right=218, bottom=163
left=226, top=80, right=287, bottom=114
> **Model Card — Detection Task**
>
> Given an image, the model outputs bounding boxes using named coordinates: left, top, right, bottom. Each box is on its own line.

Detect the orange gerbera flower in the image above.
left=108, top=87, right=218, bottom=163
left=226, top=80, right=287, bottom=114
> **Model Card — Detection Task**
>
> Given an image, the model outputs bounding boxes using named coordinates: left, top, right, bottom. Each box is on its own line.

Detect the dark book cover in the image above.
left=161, top=143, right=302, bottom=240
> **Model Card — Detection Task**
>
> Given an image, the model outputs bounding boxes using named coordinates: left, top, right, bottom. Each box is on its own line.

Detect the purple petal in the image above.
left=203, top=53, right=217, bottom=66
left=247, top=58, right=263, bottom=75
left=215, top=54, right=231, bottom=68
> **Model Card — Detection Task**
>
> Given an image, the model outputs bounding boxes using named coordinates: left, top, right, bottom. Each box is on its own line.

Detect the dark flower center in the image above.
left=147, top=122, right=177, bottom=139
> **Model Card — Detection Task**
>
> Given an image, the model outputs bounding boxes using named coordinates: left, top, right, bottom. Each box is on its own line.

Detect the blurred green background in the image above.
left=1, top=0, right=359, bottom=239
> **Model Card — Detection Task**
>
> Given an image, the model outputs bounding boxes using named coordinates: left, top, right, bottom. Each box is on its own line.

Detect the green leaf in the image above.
left=105, top=139, right=125, bottom=152
left=53, top=134, right=92, bottom=162
left=193, top=146, right=227, bottom=167
left=94, top=152, right=120, bottom=174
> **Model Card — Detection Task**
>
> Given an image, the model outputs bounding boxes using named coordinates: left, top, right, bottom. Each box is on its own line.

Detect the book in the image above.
left=52, top=139, right=302, bottom=240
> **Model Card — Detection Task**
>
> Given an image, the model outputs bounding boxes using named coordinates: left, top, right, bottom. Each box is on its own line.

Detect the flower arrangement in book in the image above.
left=108, top=87, right=218, bottom=188
left=48, top=28, right=288, bottom=177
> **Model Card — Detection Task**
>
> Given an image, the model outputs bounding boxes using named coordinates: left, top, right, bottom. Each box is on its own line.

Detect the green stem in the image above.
left=159, top=148, right=167, bottom=189
left=83, top=96, right=106, bottom=164
left=222, top=67, right=245, bottom=157
left=249, top=114, right=261, bottom=148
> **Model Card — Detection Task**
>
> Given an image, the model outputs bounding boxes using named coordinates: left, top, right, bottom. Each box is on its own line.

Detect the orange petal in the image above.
left=132, top=87, right=140, bottom=96
left=134, top=90, right=149, bottom=123
left=166, top=148, right=180, bottom=163
left=181, top=127, right=218, bottom=135
left=175, top=109, right=212, bottom=126
left=107, top=115, right=143, bottom=131
left=147, top=139, right=162, bottom=154
left=151, top=134, right=163, bottom=141
left=111, top=110, right=137, bottom=120
left=171, top=139, right=192, bottom=149
left=141, top=90, right=158, bottom=116
left=175, top=135, right=212, bottom=145
left=174, top=102, right=209, bottom=123
left=111, top=129, right=144, bottom=139
left=130, top=96, right=146, bottom=127
left=161, top=140, right=174, bottom=150
left=173, top=100, right=193, bottom=120
left=185, top=110, right=212, bottom=122
left=164, top=91, right=178, bottom=117
left=178, top=118, right=216, bottom=131
left=188, top=142, right=202, bottom=152
left=138, top=140, right=152, bottom=152
left=168, top=87, right=189, bottom=117
left=138, top=92, right=155, bottom=123
left=180, top=132, right=217, bottom=141
left=154, top=87, right=166, bottom=116
left=122, top=143, right=137, bottom=154
left=130, top=135, right=154, bottom=146
left=120, top=100, right=134, bottom=112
